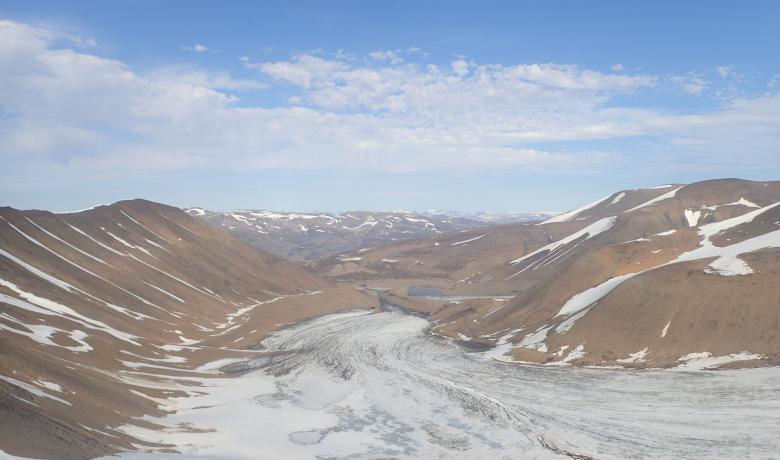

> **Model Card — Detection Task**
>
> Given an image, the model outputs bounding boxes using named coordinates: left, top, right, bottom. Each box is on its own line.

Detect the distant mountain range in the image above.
left=185, top=208, right=557, bottom=261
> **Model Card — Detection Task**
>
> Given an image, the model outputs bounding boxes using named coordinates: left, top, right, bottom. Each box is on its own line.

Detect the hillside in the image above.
left=311, top=185, right=679, bottom=293
left=0, top=200, right=376, bottom=460
left=313, top=179, right=780, bottom=369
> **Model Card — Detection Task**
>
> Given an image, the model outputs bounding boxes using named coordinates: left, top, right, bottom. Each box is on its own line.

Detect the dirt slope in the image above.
left=0, top=199, right=376, bottom=459
left=314, top=179, right=780, bottom=369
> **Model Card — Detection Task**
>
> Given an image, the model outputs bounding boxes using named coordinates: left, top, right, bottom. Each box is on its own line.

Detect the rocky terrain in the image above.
left=0, top=200, right=376, bottom=459
left=185, top=208, right=554, bottom=261
left=2, top=178, right=780, bottom=460
left=314, top=179, right=780, bottom=368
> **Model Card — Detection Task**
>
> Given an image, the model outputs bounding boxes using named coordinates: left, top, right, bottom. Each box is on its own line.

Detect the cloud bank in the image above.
left=1, top=19, right=778, bottom=185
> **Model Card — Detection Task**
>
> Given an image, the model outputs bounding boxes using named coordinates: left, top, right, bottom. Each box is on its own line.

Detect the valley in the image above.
left=99, top=310, right=780, bottom=459
left=2, top=178, right=780, bottom=459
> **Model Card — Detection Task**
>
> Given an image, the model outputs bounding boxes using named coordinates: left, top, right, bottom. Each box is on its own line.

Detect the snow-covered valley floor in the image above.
left=111, top=311, right=780, bottom=459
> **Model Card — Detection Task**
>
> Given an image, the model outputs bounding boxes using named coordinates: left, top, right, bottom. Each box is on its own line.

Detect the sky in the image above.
left=0, top=0, right=779, bottom=213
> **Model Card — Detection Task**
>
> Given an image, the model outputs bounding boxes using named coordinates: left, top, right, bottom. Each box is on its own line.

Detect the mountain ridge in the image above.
left=185, top=208, right=556, bottom=261
left=0, top=199, right=377, bottom=459
left=310, top=178, right=780, bottom=368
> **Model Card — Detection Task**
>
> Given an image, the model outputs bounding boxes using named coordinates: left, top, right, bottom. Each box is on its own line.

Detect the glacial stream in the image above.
left=116, top=310, right=780, bottom=459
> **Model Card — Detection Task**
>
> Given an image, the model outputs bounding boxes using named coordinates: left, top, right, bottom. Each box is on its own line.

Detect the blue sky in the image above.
left=1, top=1, right=779, bottom=213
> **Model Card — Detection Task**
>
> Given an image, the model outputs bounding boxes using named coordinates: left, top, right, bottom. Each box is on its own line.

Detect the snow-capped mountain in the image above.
left=185, top=209, right=500, bottom=261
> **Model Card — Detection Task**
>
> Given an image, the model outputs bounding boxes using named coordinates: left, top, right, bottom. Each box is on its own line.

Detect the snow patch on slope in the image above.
left=625, top=187, right=682, bottom=212
left=684, top=209, right=702, bottom=227
left=676, top=202, right=780, bottom=276
left=676, top=352, right=764, bottom=370
left=509, top=216, right=616, bottom=268
left=539, top=194, right=612, bottom=224
left=555, top=273, right=637, bottom=317
left=451, top=234, right=486, bottom=246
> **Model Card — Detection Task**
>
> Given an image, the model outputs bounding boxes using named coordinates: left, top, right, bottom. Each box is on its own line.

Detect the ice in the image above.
left=0, top=248, right=75, bottom=292
left=732, top=197, right=760, bottom=208
left=554, top=307, right=592, bottom=333
left=684, top=209, right=701, bottom=226
left=518, top=325, right=552, bottom=350
left=610, top=192, right=626, bottom=205
left=539, top=194, right=612, bottom=224
left=555, top=273, right=637, bottom=317
left=53, top=202, right=116, bottom=214
left=24, top=217, right=116, bottom=267
left=141, top=281, right=185, bottom=303
left=34, top=380, right=62, bottom=392
left=0, top=306, right=93, bottom=352
left=144, top=239, right=166, bottom=250
left=64, top=223, right=127, bottom=256
left=120, top=210, right=172, bottom=244
left=451, top=234, right=486, bottom=245
left=547, top=344, right=586, bottom=365
left=676, top=352, right=764, bottom=370
left=661, top=321, right=671, bottom=338
left=1, top=237, right=169, bottom=320
left=617, top=347, right=649, bottom=363
left=698, top=202, right=779, bottom=238
left=705, top=256, right=754, bottom=276
left=481, top=328, right=524, bottom=362
left=246, top=210, right=328, bottom=220
left=625, top=187, right=682, bottom=212
left=0, top=278, right=140, bottom=346
left=1, top=217, right=106, bottom=280
left=456, top=332, right=472, bottom=342
left=105, top=230, right=154, bottom=256
left=509, top=216, right=616, bottom=268
left=196, top=358, right=248, bottom=373
left=98, top=312, right=780, bottom=460
left=0, top=375, right=71, bottom=406
left=127, top=254, right=226, bottom=303
left=675, top=203, right=780, bottom=275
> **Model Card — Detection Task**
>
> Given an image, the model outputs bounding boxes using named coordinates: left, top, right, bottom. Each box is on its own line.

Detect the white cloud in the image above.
left=368, top=50, right=404, bottom=64
left=182, top=43, right=208, bottom=52
left=670, top=74, right=709, bottom=95
left=406, top=47, right=429, bottom=58
left=611, top=63, right=624, bottom=72
left=716, top=66, right=732, bottom=78
left=0, top=19, right=778, bottom=184
left=150, top=66, right=268, bottom=90
left=243, top=54, right=346, bottom=88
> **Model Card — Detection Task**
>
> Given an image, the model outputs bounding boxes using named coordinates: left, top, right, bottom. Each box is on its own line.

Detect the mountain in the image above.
left=185, top=208, right=500, bottom=261
left=3, top=179, right=779, bottom=459
left=311, top=185, right=681, bottom=291
left=423, top=210, right=560, bottom=225
left=0, top=200, right=376, bottom=459
left=313, top=179, right=780, bottom=368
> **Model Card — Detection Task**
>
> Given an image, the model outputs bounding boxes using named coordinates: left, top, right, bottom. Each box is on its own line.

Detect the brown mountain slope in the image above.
left=427, top=179, right=780, bottom=368
left=309, top=179, right=780, bottom=369
left=311, top=184, right=682, bottom=296
left=0, top=200, right=376, bottom=460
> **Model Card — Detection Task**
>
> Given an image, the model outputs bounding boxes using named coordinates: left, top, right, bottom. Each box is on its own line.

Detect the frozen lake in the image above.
left=114, top=310, right=780, bottom=459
